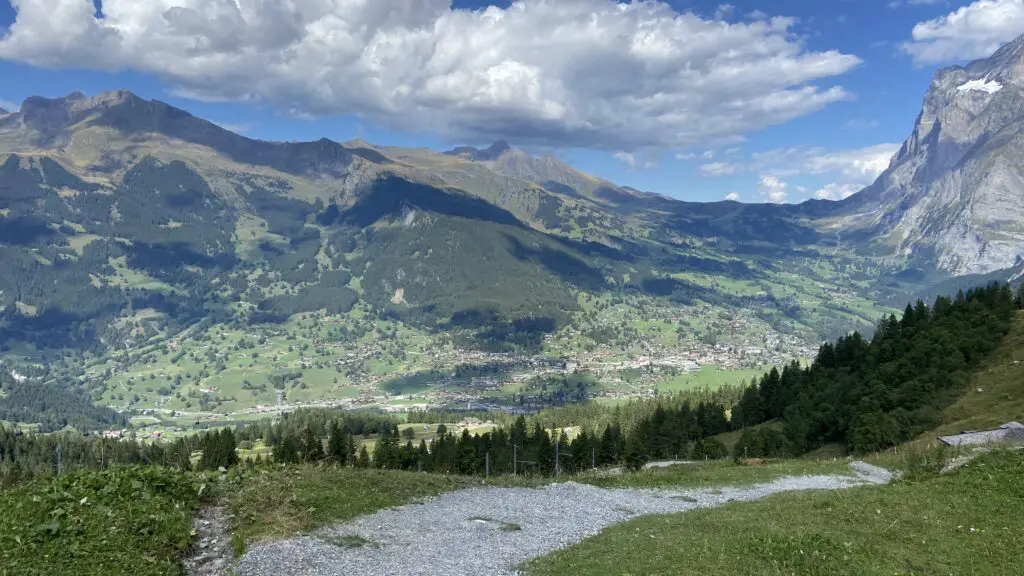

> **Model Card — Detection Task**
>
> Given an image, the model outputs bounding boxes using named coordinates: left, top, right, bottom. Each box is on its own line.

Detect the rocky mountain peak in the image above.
left=840, top=35, right=1024, bottom=276
left=10, top=89, right=186, bottom=147
left=971, top=32, right=1024, bottom=82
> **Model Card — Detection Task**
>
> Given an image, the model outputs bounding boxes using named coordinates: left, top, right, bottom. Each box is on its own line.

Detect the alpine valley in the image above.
left=4, top=37, right=1024, bottom=433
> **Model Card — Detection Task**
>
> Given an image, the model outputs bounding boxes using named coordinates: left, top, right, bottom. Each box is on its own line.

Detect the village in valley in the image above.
left=47, top=291, right=829, bottom=440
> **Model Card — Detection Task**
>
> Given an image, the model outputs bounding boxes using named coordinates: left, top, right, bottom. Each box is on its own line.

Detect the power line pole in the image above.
left=56, top=444, right=62, bottom=477
left=513, top=444, right=517, bottom=477
left=485, top=452, right=491, bottom=478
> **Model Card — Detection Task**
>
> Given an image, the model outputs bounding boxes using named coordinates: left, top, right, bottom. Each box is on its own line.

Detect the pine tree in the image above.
left=220, top=428, right=239, bottom=469
left=301, top=425, right=324, bottom=463
left=273, top=433, right=300, bottom=464
left=534, top=424, right=553, bottom=476
left=417, top=439, right=429, bottom=470
left=327, top=421, right=347, bottom=465
left=346, top=434, right=357, bottom=466
left=356, top=445, right=371, bottom=468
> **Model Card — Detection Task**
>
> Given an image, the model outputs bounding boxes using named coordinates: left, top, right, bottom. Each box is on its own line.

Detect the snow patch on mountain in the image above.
left=956, top=78, right=1003, bottom=94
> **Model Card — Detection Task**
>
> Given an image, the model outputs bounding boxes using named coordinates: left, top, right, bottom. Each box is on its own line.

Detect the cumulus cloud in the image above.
left=0, top=0, right=861, bottom=149
left=614, top=152, right=638, bottom=168
left=0, top=99, right=18, bottom=113
left=902, top=0, right=1024, bottom=65
left=724, top=191, right=740, bottom=201
left=757, top=175, right=789, bottom=203
left=714, top=4, right=736, bottom=20
left=802, top=144, right=899, bottom=181
left=814, top=183, right=859, bottom=200
left=614, top=150, right=657, bottom=170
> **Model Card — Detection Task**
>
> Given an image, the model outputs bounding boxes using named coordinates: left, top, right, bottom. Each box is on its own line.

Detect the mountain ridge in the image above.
left=835, top=33, right=1024, bottom=276
left=10, top=50, right=1024, bottom=368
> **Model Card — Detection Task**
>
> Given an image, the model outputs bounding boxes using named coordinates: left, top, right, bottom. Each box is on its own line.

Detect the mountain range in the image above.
left=4, top=37, right=1024, bottom=360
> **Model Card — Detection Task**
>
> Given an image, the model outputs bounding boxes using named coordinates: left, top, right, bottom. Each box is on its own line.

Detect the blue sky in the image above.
left=1, top=0, right=1021, bottom=203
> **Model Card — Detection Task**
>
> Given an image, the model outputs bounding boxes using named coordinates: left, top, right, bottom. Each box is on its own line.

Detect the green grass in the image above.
left=227, top=466, right=473, bottom=545
left=710, top=420, right=784, bottom=453
left=655, top=365, right=765, bottom=393
left=526, top=450, right=1024, bottom=576
left=927, top=313, right=1024, bottom=438
left=576, top=458, right=850, bottom=490
left=0, top=467, right=202, bottom=576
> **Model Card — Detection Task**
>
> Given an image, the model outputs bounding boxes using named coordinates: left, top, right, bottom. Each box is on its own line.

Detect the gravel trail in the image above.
left=236, top=462, right=891, bottom=576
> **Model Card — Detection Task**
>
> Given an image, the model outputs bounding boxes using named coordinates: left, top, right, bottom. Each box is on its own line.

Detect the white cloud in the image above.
left=802, top=144, right=899, bottom=181
left=703, top=143, right=899, bottom=184
left=0, top=0, right=861, bottom=150
left=757, top=175, right=789, bottom=203
left=902, top=0, right=1024, bottom=65
left=714, top=4, right=736, bottom=20
left=814, top=182, right=860, bottom=200
left=724, top=191, right=741, bottom=201
left=699, top=161, right=741, bottom=177
left=614, top=151, right=637, bottom=168
left=0, top=99, right=18, bottom=113
left=614, top=150, right=658, bottom=170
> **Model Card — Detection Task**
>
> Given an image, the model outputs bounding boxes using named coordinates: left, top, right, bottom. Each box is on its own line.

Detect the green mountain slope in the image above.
left=0, top=89, right=966, bottom=422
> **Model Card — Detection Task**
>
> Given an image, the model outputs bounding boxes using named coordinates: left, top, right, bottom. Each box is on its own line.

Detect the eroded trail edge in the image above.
left=184, top=505, right=235, bottom=576
left=236, top=462, right=892, bottom=576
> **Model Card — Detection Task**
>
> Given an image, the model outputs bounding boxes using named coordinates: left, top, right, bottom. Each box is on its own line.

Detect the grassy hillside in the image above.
left=926, top=312, right=1024, bottom=437
left=526, top=450, right=1024, bottom=576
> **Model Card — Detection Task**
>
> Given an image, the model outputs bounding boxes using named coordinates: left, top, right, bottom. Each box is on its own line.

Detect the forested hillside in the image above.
left=731, top=282, right=1023, bottom=455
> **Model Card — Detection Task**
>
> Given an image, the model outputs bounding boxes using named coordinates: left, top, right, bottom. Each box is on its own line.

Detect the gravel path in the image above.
left=236, top=462, right=891, bottom=576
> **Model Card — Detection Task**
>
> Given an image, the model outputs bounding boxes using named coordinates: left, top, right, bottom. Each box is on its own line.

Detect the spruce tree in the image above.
left=301, top=425, right=324, bottom=463
left=356, top=445, right=371, bottom=468
left=327, top=421, right=347, bottom=465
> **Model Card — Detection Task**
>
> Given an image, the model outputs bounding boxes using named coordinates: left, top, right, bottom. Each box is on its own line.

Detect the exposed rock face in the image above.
left=839, top=35, right=1024, bottom=275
